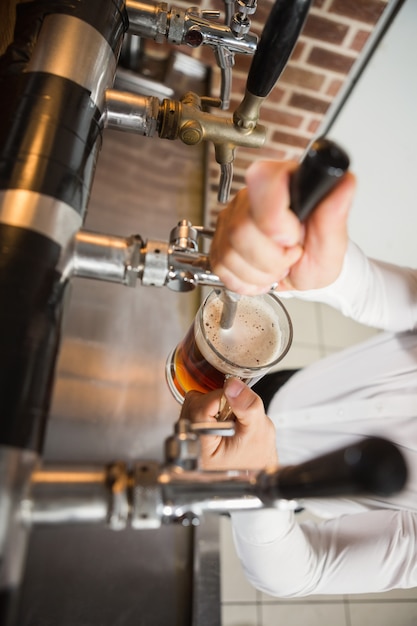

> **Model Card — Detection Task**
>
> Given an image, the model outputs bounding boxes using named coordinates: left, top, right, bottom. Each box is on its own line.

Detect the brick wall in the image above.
left=196, top=0, right=389, bottom=225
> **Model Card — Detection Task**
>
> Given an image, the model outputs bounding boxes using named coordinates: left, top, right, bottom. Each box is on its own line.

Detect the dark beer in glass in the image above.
left=166, top=290, right=293, bottom=403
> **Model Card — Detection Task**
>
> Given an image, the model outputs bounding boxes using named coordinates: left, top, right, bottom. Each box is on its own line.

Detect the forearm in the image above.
left=280, top=241, right=417, bottom=332
left=231, top=508, right=417, bottom=597
left=231, top=509, right=322, bottom=597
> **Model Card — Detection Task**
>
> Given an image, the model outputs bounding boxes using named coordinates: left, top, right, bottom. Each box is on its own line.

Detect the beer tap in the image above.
left=175, top=0, right=312, bottom=202
left=106, top=0, right=313, bottom=203
left=217, top=0, right=258, bottom=110
left=126, top=0, right=257, bottom=57
left=67, top=218, right=220, bottom=290
left=125, top=0, right=258, bottom=110
left=67, top=136, right=350, bottom=293
left=234, top=0, right=311, bottom=131
left=25, top=432, right=407, bottom=529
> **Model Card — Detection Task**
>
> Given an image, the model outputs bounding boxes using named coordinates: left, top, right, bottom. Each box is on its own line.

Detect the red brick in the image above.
left=307, top=118, right=322, bottom=134
left=308, top=46, right=356, bottom=74
left=327, top=78, right=344, bottom=97
left=237, top=145, right=290, bottom=163
left=330, top=0, right=387, bottom=25
left=271, top=130, right=310, bottom=149
left=281, top=65, right=326, bottom=91
left=229, top=91, right=242, bottom=111
left=350, top=28, right=371, bottom=52
left=257, top=145, right=293, bottom=160
left=260, top=106, right=303, bottom=128
left=303, top=14, right=349, bottom=45
left=291, top=40, right=306, bottom=62
left=289, top=92, right=330, bottom=114
left=264, top=84, right=286, bottom=104
left=230, top=71, right=253, bottom=91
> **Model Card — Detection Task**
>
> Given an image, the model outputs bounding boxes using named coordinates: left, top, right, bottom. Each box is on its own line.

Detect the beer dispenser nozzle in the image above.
left=67, top=218, right=221, bottom=291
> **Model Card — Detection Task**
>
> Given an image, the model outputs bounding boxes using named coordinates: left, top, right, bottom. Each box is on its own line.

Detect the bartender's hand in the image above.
left=179, top=377, right=278, bottom=471
left=210, top=160, right=356, bottom=295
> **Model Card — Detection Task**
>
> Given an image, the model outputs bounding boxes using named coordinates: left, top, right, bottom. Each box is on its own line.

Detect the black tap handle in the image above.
left=289, top=137, right=350, bottom=222
left=246, top=0, right=312, bottom=98
left=257, top=437, right=408, bottom=504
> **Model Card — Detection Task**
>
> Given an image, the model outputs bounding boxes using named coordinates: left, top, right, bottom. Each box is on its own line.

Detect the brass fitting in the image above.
left=157, top=90, right=266, bottom=202
left=158, top=91, right=266, bottom=156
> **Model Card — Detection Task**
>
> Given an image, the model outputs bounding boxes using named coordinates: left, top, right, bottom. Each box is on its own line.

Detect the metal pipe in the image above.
left=26, top=467, right=109, bottom=526
left=72, top=231, right=142, bottom=286
left=158, top=468, right=267, bottom=519
left=126, top=0, right=169, bottom=41
left=104, top=89, right=160, bottom=135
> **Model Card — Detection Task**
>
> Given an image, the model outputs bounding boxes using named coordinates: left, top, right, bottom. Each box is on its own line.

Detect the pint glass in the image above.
left=165, top=289, right=293, bottom=403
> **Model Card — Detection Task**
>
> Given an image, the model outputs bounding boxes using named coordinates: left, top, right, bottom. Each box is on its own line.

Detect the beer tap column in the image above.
left=0, top=2, right=127, bottom=623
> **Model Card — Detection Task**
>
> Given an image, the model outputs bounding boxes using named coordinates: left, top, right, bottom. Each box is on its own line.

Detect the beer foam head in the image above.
left=198, top=293, right=285, bottom=373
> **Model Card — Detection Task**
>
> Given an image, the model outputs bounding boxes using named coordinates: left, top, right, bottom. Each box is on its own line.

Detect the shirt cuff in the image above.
left=277, top=240, right=366, bottom=313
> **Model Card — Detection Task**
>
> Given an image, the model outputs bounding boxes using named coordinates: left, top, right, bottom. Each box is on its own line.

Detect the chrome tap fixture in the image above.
left=68, top=137, right=351, bottom=293
left=69, top=219, right=221, bottom=291
left=126, top=0, right=258, bottom=111
left=25, top=433, right=407, bottom=529
left=110, top=0, right=314, bottom=201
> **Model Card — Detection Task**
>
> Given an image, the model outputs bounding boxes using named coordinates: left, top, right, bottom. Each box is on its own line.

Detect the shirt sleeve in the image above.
left=278, top=240, right=417, bottom=332
left=230, top=508, right=417, bottom=597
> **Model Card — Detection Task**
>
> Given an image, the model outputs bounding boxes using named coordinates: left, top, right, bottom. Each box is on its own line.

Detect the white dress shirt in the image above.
left=231, top=241, right=417, bottom=596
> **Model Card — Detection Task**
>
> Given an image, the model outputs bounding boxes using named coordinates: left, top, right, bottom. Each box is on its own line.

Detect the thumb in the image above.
left=223, top=377, right=265, bottom=429
left=286, top=171, right=356, bottom=290
left=306, top=171, right=356, bottom=245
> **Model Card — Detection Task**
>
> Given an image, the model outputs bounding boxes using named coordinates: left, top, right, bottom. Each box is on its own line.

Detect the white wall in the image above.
left=328, top=0, right=417, bottom=267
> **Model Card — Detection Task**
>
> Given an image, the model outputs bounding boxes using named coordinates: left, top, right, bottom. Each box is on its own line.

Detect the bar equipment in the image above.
left=25, top=428, right=408, bottom=527
left=217, top=136, right=351, bottom=332
left=163, top=136, right=350, bottom=412
left=0, top=0, right=402, bottom=624
left=165, top=290, right=293, bottom=403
